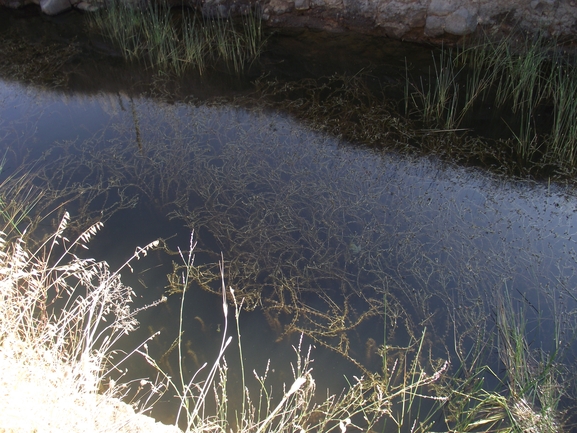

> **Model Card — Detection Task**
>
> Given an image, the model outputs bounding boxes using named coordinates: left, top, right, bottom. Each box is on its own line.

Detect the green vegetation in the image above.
left=406, top=32, right=577, bottom=176
left=249, top=31, right=577, bottom=179
left=1, top=18, right=577, bottom=430
left=89, top=0, right=265, bottom=75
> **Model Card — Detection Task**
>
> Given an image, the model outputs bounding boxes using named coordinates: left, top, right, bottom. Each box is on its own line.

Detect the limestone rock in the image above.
left=75, top=0, right=100, bottom=11
left=310, top=0, right=343, bottom=9
left=425, top=1, right=478, bottom=36
left=0, top=0, right=37, bottom=8
left=344, top=0, right=377, bottom=16
left=445, top=6, right=478, bottom=35
left=376, top=0, right=427, bottom=38
left=201, top=0, right=231, bottom=18
left=266, top=0, right=294, bottom=15
left=294, top=0, right=310, bottom=10
left=424, top=15, right=445, bottom=36
left=428, top=0, right=459, bottom=16
left=9, top=0, right=577, bottom=45
left=40, top=0, right=72, bottom=15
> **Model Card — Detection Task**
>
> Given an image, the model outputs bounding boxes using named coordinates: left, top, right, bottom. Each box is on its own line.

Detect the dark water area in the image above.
left=0, top=6, right=432, bottom=97
left=2, top=7, right=577, bottom=431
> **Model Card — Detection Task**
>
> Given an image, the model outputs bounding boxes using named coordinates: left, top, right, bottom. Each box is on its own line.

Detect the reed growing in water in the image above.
left=89, top=0, right=265, bottom=75
left=406, top=31, right=577, bottom=176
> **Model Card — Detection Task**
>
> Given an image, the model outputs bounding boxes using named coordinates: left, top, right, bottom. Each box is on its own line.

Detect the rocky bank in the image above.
left=2, top=0, right=577, bottom=43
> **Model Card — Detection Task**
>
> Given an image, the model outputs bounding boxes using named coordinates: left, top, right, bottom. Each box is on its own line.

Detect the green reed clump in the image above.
left=406, top=32, right=577, bottom=175
left=407, top=47, right=462, bottom=130
left=89, top=0, right=265, bottom=75
left=439, top=285, right=567, bottom=433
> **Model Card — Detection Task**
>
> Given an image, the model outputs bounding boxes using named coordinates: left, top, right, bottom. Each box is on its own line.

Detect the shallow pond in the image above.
left=2, top=8, right=577, bottom=432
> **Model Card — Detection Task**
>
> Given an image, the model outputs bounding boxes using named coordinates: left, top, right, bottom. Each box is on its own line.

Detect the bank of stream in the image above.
left=2, top=6, right=577, bottom=432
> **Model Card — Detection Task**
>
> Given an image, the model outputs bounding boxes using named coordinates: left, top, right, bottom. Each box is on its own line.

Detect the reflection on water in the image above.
left=2, top=57, right=577, bottom=429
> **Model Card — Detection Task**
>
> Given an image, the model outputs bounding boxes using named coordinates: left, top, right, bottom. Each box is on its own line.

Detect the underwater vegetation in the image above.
left=0, top=179, right=571, bottom=432
left=1, top=90, right=572, bottom=430
left=1, top=12, right=577, bottom=431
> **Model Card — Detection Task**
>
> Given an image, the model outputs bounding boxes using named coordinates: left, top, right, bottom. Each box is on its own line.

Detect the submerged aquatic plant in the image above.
left=144, top=233, right=454, bottom=433
left=0, top=211, right=569, bottom=432
left=2, top=46, right=575, bottom=429
left=89, top=0, right=265, bottom=75
left=0, top=199, right=453, bottom=432
left=0, top=31, right=78, bottom=88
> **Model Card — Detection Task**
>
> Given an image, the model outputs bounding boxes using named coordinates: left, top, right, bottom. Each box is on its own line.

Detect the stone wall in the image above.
left=259, top=0, right=577, bottom=40
left=3, top=0, right=577, bottom=42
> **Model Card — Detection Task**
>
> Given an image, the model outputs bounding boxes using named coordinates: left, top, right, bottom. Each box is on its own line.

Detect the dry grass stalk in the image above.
left=0, top=212, right=176, bottom=433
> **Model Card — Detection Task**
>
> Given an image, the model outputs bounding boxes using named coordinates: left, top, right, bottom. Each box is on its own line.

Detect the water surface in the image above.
left=1, top=12, right=577, bottom=429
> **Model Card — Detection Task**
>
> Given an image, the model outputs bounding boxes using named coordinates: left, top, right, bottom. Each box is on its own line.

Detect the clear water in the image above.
left=2, top=10, right=577, bottom=430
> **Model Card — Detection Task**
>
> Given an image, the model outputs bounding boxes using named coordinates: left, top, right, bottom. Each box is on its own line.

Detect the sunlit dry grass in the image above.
left=0, top=210, right=175, bottom=432
left=0, top=198, right=451, bottom=433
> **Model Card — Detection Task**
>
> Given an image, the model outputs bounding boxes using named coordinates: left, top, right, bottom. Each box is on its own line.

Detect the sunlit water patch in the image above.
left=2, top=81, right=577, bottom=429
